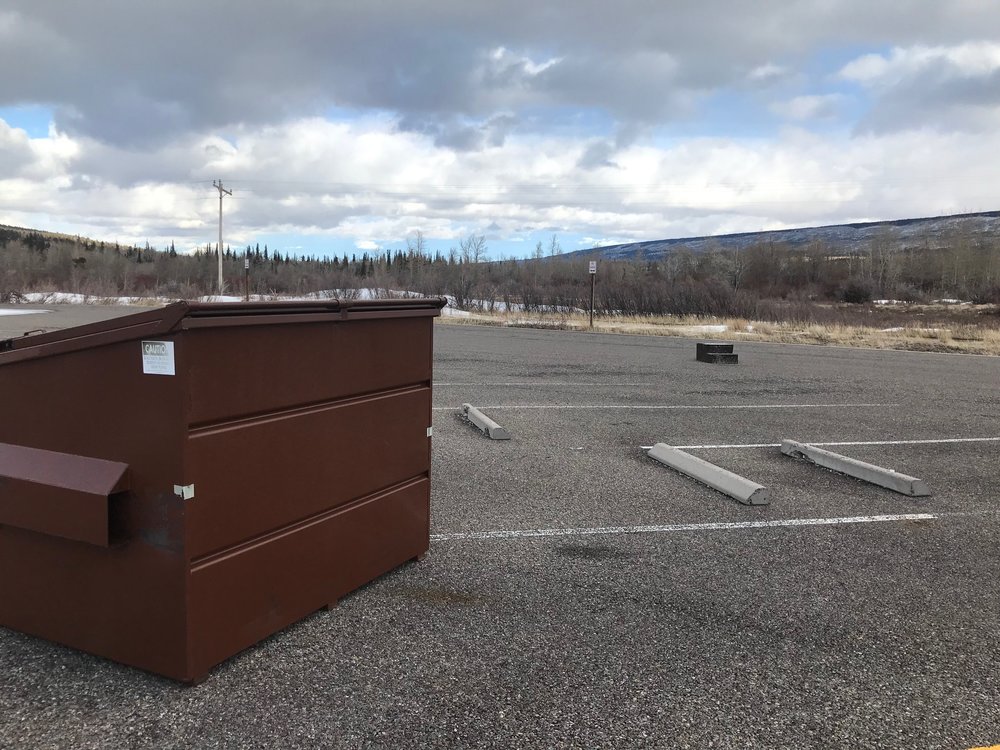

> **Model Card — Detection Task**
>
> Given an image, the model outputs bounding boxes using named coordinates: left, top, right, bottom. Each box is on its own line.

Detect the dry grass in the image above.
left=438, top=309, right=1000, bottom=356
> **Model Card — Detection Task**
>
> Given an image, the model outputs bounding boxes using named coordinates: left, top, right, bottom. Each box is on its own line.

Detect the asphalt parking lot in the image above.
left=2, top=306, right=999, bottom=749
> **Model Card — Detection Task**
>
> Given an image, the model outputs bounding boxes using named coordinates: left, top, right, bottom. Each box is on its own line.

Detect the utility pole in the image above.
left=213, top=180, right=232, bottom=296
left=588, top=260, right=597, bottom=328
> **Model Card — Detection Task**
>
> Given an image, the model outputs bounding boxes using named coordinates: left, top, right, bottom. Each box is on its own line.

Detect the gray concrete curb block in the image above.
left=646, top=443, right=770, bottom=505
left=780, top=439, right=931, bottom=497
left=461, top=404, right=512, bottom=440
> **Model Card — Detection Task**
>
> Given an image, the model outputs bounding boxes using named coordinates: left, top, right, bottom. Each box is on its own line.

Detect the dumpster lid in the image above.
left=0, top=297, right=447, bottom=363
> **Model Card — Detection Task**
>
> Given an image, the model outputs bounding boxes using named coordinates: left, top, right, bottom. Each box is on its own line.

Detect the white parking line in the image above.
left=435, top=382, right=657, bottom=386
left=431, top=513, right=938, bottom=541
left=648, top=437, right=1000, bottom=450
left=432, top=402, right=894, bottom=411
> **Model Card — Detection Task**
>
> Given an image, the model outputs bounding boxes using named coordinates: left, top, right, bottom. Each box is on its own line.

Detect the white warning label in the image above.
left=141, top=340, right=175, bottom=376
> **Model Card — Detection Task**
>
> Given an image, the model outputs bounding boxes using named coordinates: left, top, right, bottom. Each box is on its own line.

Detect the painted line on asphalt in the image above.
left=646, top=437, right=1000, bottom=450
left=736, top=338, right=1000, bottom=359
left=435, top=382, right=658, bottom=386
left=430, top=513, right=938, bottom=542
left=432, top=402, right=894, bottom=411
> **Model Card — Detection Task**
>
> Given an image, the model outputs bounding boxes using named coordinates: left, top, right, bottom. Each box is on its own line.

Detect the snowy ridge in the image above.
left=566, top=210, right=1000, bottom=261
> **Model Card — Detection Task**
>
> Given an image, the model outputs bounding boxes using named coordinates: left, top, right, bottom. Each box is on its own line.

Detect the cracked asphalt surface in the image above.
left=2, top=308, right=999, bottom=749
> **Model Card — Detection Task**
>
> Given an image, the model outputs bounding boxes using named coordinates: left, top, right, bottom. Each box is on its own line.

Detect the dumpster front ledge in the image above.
left=0, top=442, right=129, bottom=546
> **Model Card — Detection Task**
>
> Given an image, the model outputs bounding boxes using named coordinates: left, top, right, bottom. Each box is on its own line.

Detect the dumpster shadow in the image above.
left=0, top=628, right=187, bottom=696
left=387, top=585, right=482, bottom=607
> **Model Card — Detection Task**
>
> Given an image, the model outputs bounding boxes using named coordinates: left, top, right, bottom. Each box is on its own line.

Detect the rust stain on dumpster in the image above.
left=0, top=298, right=444, bottom=682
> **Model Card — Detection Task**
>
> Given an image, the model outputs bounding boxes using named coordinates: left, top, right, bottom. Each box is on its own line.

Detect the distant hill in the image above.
left=566, top=210, right=1000, bottom=261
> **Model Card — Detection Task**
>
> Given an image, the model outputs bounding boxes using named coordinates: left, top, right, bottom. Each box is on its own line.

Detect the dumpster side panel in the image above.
left=184, top=317, right=433, bottom=425
left=0, top=528, right=191, bottom=679
left=187, top=476, right=429, bottom=677
left=0, top=339, right=190, bottom=679
left=185, top=386, right=432, bottom=558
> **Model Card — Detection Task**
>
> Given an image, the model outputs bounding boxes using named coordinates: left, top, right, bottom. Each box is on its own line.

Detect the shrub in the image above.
left=840, top=281, right=873, bottom=304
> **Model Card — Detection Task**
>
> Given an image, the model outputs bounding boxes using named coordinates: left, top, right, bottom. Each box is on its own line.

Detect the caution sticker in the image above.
left=141, top=340, right=175, bottom=376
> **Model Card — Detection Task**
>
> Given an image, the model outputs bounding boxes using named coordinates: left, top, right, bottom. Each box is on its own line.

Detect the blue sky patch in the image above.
left=0, top=105, right=53, bottom=138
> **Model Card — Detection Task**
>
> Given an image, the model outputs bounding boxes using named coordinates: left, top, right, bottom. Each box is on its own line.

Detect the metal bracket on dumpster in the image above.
left=173, top=484, right=196, bottom=500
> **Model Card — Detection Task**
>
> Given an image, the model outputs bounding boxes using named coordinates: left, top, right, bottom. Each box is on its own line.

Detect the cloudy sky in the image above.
left=1, top=1, right=999, bottom=258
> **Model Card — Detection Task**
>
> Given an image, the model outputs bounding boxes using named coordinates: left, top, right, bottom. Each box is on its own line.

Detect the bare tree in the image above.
left=460, top=234, right=488, bottom=264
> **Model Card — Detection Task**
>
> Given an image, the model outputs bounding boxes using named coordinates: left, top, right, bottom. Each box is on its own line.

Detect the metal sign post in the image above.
left=588, top=261, right=597, bottom=328
left=244, top=257, right=250, bottom=302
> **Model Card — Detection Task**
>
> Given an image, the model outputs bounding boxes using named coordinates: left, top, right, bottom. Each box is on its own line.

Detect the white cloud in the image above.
left=746, top=63, right=792, bottom=86
left=770, top=94, right=846, bottom=121
left=839, top=42, right=1000, bottom=132
left=2, top=114, right=996, bottom=251
left=487, top=46, right=563, bottom=77
left=840, top=42, right=1000, bottom=85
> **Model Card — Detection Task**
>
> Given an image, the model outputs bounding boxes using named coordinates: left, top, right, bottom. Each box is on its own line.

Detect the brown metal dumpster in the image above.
left=0, top=298, right=445, bottom=682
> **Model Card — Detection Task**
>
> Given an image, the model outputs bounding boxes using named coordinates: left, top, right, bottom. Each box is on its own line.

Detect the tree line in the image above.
left=2, top=224, right=999, bottom=320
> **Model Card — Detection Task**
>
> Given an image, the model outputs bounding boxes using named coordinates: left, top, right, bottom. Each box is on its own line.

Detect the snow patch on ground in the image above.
left=16, top=289, right=437, bottom=306
left=22, top=292, right=158, bottom=305
left=13, top=290, right=587, bottom=316
left=197, top=295, right=245, bottom=303
left=0, top=309, right=51, bottom=316
left=192, top=289, right=417, bottom=303
left=440, top=295, right=583, bottom=314
left=684, top=324, right=728, bottom=333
